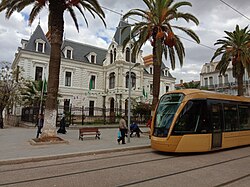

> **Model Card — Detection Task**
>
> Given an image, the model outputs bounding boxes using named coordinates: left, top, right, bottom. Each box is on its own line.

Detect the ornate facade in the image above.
left=12, top=20, right=176, bottom=116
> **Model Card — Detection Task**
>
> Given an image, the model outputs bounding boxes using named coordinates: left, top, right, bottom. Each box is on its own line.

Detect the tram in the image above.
left=151, top=89, right=250, bottom=152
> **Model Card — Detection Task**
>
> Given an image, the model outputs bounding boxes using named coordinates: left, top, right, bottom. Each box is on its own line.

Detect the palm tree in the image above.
left=0, top=0, right=105, bottom=137
left=22, top=80, right=46, bottom=108
left=122, top=0, right=200, bottom=111
left=211, top=25, right=250, bottom=96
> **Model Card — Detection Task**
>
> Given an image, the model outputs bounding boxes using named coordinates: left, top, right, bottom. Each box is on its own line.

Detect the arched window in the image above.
left=126, top=72, right=136, bottom=88
left=114, top=48, right=116, bottom=62
left=125, top=47, right=130, bottom=62
left=110, top=50, right=113, bottom=64
left=109, top=72, right=115, bottom=89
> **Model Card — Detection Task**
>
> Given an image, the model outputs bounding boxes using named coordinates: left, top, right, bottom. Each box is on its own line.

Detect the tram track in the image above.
left=0, top=152, right=249, bottom=186
left=214, top=173, right=250, bottom=187
left=0, top=149, right=154, bottom=173
left=0, top=154, right=177, bottom=186
left=117, top=154, right=250, bottom=187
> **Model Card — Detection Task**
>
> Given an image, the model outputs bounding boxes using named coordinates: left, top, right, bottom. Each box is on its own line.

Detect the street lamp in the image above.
left=127, top=62, right=140, bottom=143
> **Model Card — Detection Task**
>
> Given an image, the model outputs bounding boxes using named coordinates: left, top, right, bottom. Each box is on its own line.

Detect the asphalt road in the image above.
left=0, top=146, right=249, bottom=187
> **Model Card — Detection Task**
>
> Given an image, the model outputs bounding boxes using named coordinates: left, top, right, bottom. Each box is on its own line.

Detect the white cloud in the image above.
left=0, top=0, right=249, bottom=83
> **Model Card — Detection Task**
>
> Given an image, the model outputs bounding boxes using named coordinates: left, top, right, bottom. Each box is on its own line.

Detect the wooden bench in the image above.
left=79, top=127, right=101, bottom=140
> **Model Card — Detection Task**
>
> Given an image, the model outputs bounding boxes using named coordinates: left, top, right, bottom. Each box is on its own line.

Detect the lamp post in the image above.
left=127, top=62, right=140, bottom=143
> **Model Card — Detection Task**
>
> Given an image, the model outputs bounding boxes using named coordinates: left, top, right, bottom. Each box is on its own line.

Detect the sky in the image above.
left=0, top=0, right=250, bottom=83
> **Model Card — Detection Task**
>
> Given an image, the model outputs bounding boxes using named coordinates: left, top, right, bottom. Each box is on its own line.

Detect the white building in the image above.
left=200, top=61, right=250, bottom=96
left=12, top=20, right=176, bottom=117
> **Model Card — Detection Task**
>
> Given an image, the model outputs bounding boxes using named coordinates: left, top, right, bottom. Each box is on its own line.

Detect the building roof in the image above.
left=113, top=19, right=131, bottom=45
left=62, top=40, right=107, bottom=65
left=24, top=24, right=51, bottom=55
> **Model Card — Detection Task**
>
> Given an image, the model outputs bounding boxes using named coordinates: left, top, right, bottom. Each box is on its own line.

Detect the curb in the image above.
left=0, top=145, right=151, bottom=165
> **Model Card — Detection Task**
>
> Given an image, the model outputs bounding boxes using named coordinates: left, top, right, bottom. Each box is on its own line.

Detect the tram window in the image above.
left=172, top=100, right=207, bottom=135
left=239, top=105, right=250, bottom=130
left=210, top=104, right=222, bottom=132
left=223, top=104, right=238, bottom=131
left=154, top=93, right=184, bottom=137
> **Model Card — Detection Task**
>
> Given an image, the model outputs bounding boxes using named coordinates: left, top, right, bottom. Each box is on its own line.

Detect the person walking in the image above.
left=117, top=113, right=127, bottom=144
left=57, top=114, right=67, bottom=134
left=36, top=114, right=44, bottom=138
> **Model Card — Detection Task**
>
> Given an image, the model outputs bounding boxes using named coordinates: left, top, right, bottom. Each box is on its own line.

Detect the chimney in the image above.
left=180, top=80, right=183, bottom=84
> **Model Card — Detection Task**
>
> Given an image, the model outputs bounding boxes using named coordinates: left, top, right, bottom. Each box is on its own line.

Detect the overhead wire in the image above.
left=218, top=0, right=250, bottom=21
left=101, top=6, right=216, bottom=51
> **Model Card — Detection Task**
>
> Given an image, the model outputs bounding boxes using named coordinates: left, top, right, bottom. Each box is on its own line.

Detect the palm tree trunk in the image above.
left=236, top=62, right=244, bottom=96
left=152, top=38, right=163, bottom=112
left=0, top=107, right=4, bottom=128
left=237, top=73, right=244, bottom=96
left=41, top=0, right=64, bottom=138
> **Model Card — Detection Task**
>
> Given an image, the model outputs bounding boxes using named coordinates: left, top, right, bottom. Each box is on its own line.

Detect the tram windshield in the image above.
left=153, top=93, right=184, bottom=137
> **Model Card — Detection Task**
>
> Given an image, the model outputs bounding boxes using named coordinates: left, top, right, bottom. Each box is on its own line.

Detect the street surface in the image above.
left=0, top=146, right=249, bottom=187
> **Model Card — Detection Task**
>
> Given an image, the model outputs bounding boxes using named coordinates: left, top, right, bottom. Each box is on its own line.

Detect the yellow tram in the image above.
left=151, top=89, right=250, bottom=152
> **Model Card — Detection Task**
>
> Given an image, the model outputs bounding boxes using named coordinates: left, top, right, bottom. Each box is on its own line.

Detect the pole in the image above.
left=127, top=63, right=140, bottom=143
left=127, top=29, right=132, bottom=143
left=38, top=74, right=45, bottom=126
left=128, top=65, right=132, bottom=143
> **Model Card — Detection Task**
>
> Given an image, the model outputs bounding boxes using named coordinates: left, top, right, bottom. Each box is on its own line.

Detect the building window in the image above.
left=204, top=78, right=208, bottom=87
left=89, top=75, right=96, bottom=90
left=66, top=49, right=72, bottom=59
left=165, top=70, right=168, bottom=76
left=90, top=55, right=95, bottom=63
left=109, top=72, right=115, bottom=89
left=35, top=39, right=45, bottom=53
left=110, top=50, right=113, bottom=64
left=150, top=67, right=153, bottom=74
left=209, top=76, right=213, bottom=86
left=125, top=47, right=130, bottom=62
left=114, top=48, right=116, bottom=61
left=150, top=84, right=153, bottom=95
left=207, top=66, right=210, bottom=73
left=126, top=72, right=136, bottom=88
left=35, top=66, right=43, bottom=81
left=224, top=74, right=229, bottom=84
left=218, top=75, right=223, bottom=86
left=89, top=101, right=94, bottom=116
left=37, top=43, right=43, bottom=52
left=64, top=99, right=70, bottom=113
left=65, top=71, right=72, bottom=86
left=166, top=86, right=169, bottom=93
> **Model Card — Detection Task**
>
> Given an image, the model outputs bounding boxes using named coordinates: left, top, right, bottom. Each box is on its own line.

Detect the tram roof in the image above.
left=166, top=89, right=250, bottom=103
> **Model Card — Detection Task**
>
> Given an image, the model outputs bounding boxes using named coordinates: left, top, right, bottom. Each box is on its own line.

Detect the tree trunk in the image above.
left=236, top=63, right=244, bottom=96
left=237, top=73, right=244, bottom=96
left=151, top=38, right=163, bottom=113
left=41, top=0, right=64, bottom=138
left=0, top=108, right=4, bottom=128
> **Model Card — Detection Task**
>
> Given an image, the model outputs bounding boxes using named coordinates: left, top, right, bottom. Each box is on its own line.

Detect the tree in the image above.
left=21, top=80, right=47, bottom=120
left=0, top=0, right=106, bottom=137
left=0, top=62, right=23, bottom=128
left=123, top=0, right=200, bottom=111
left=211, top=25, right=250, bottom=96
left=183, top=81, right=200, bottom=89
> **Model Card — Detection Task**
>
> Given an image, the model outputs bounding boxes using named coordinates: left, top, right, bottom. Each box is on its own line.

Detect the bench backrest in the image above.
left=79, top=127, right=99, bottom=133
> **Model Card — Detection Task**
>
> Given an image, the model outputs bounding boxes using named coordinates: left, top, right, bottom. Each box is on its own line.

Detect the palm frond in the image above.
left=172, top=26, right=200, bottom=43
left=29, top=2, right=43, bottom=25
left=168, top=46, right=176, bottom=70
left=67, top=6, right=79, bottom=31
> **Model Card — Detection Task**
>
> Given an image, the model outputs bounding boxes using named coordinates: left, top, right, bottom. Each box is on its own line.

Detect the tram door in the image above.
left=210, top=102, right=223, bottom=149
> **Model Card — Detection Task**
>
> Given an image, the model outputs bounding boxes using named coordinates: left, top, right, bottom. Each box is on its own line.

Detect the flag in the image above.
left=88, top=79, right=92, bottom=93
left=143, top=87, right=146, bottom=98
left=43, top=78, right=47, bottom=93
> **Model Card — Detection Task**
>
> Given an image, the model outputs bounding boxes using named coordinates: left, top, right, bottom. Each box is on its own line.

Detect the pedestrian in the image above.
left=57, top=114, right=67, bottom=134
left=36, top=114, right=44, bottom=138
left=117, top=113, right=127, bottom=144
left=130, top=122, right=143, bottom=137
